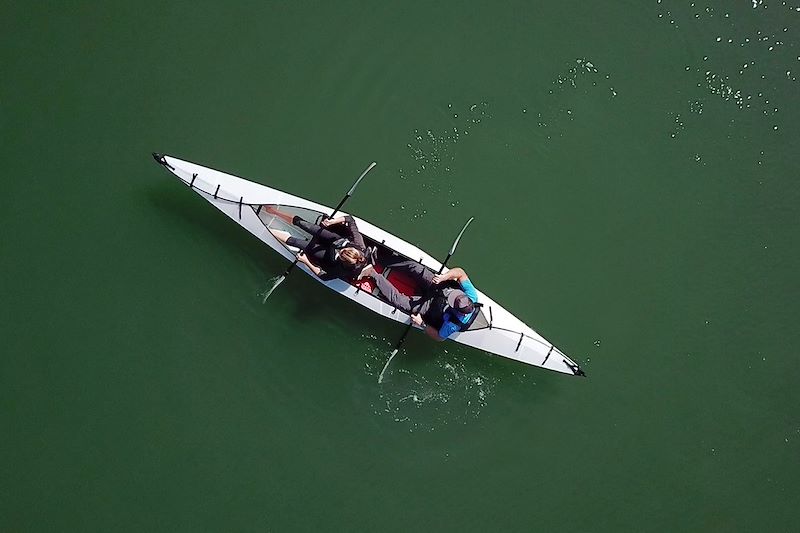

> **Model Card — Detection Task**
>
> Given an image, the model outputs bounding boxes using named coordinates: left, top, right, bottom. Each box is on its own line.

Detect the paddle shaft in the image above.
left=390, top=217, right=474, bottom=354
left=281, top=162, right=376, bottom=277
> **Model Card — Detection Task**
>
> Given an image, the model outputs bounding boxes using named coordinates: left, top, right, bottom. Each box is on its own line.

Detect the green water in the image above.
left=2, top=1, right=798, bottom=531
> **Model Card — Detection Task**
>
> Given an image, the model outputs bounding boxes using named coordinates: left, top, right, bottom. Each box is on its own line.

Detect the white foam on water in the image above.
left=361, top=337, right=498, bottom=432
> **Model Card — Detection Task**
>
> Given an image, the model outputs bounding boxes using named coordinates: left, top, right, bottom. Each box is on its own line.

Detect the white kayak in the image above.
left=152, top=153, right=585, bottom=377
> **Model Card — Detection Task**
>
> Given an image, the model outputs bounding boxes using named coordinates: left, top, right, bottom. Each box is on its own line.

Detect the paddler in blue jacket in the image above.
left=361, top=262, right=479, bottom=341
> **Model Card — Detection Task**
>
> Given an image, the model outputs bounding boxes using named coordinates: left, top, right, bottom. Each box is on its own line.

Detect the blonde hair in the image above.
left=338, top=247, right=364, bottom=266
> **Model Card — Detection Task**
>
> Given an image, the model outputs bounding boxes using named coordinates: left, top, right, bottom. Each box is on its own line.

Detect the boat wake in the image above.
left=362, top=336, right=497, bottom=432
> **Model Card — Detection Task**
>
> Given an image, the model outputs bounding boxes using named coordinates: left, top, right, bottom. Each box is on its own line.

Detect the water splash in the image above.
left=405, top=101, right=491, bottom=179
left=658, top=0, right=796, bottom=134
left=392, top=101, right=491, bottom=221
left=261, top=275, right=285, bottom=303
left=362, top=337, right=498, bottom=432
left=530, top=58, right=616, bottom=141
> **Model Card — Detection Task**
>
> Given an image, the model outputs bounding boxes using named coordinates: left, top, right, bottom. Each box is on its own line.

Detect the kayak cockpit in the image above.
left=254, top=202, right=426, bottom=294
left=253, top=203, right=492, bottom=331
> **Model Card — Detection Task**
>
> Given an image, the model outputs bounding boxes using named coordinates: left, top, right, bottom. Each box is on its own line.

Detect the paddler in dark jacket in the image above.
left=360, top=262, right=479, bottom=341
left=265, top=206, right=368, bottom=281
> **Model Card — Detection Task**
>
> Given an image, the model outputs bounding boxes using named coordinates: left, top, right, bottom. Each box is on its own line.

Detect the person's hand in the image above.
left=357, top=265, right=374, bottom=280
left=411, top=314, right=424, bottom=326
left=297, top=251, right=308, bottom=263
left=321, top=216, right=343, bottom=227
left=432, top=274, right=445, bottom=284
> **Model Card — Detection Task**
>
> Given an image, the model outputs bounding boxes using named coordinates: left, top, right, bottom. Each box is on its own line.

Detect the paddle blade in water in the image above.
left=378, top=349, right=399, bottom=383
left=262, top=275, right=285, bottom=303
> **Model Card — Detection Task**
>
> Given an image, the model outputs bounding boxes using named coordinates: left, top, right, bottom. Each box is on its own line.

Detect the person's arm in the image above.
left=341, top=215, right=366, bottom=250
left=297, top=252, right=323, bottom=277
left=411, top=313, right=445, bottom=341
left=432, top=267, right=468, bottom=285
left=320, top=215, right=366, bottom=250
left=433, top=267, right=479, bottom=303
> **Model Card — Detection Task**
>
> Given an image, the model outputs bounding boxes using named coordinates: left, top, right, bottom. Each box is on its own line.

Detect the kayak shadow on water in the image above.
left=144, top=184, right=285, bottom=272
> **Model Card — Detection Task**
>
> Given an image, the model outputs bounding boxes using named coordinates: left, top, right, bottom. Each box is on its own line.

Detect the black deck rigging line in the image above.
left=166, top=165, right=240, bottom=204
left=486, top=326, right=547, bottom=348
left=190, top=173, right=197, bottom=188
left=238, top=196, right=243, bottom=219
left=542, top=345, right=554, bottom=365
left=170, top=181, right=300, bottom=218
left=515, top=331, right=524, bottom=352
left=488, top=306, right=493, bottom=329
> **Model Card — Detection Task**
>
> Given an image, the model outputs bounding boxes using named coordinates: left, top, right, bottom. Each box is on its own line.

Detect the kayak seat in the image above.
left=382, top=266, right=418, bottom=297
left=349, top=262, right=418, bottom=298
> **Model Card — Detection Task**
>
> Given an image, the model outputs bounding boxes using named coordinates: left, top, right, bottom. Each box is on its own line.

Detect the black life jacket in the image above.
left=422, top=287, right=481, bottom=332
left=327, top=238, right=367, bottom=277
left=422, top=295, right=449, bottom=330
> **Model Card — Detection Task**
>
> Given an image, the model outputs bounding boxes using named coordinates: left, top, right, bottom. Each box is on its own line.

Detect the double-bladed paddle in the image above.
left=378, top=216, right=474, bottom=383
left=262, top=162, right=376, bottom=300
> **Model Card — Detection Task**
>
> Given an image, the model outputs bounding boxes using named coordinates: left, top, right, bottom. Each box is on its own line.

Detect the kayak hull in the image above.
left=153, top=153, right=584, bottom=376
